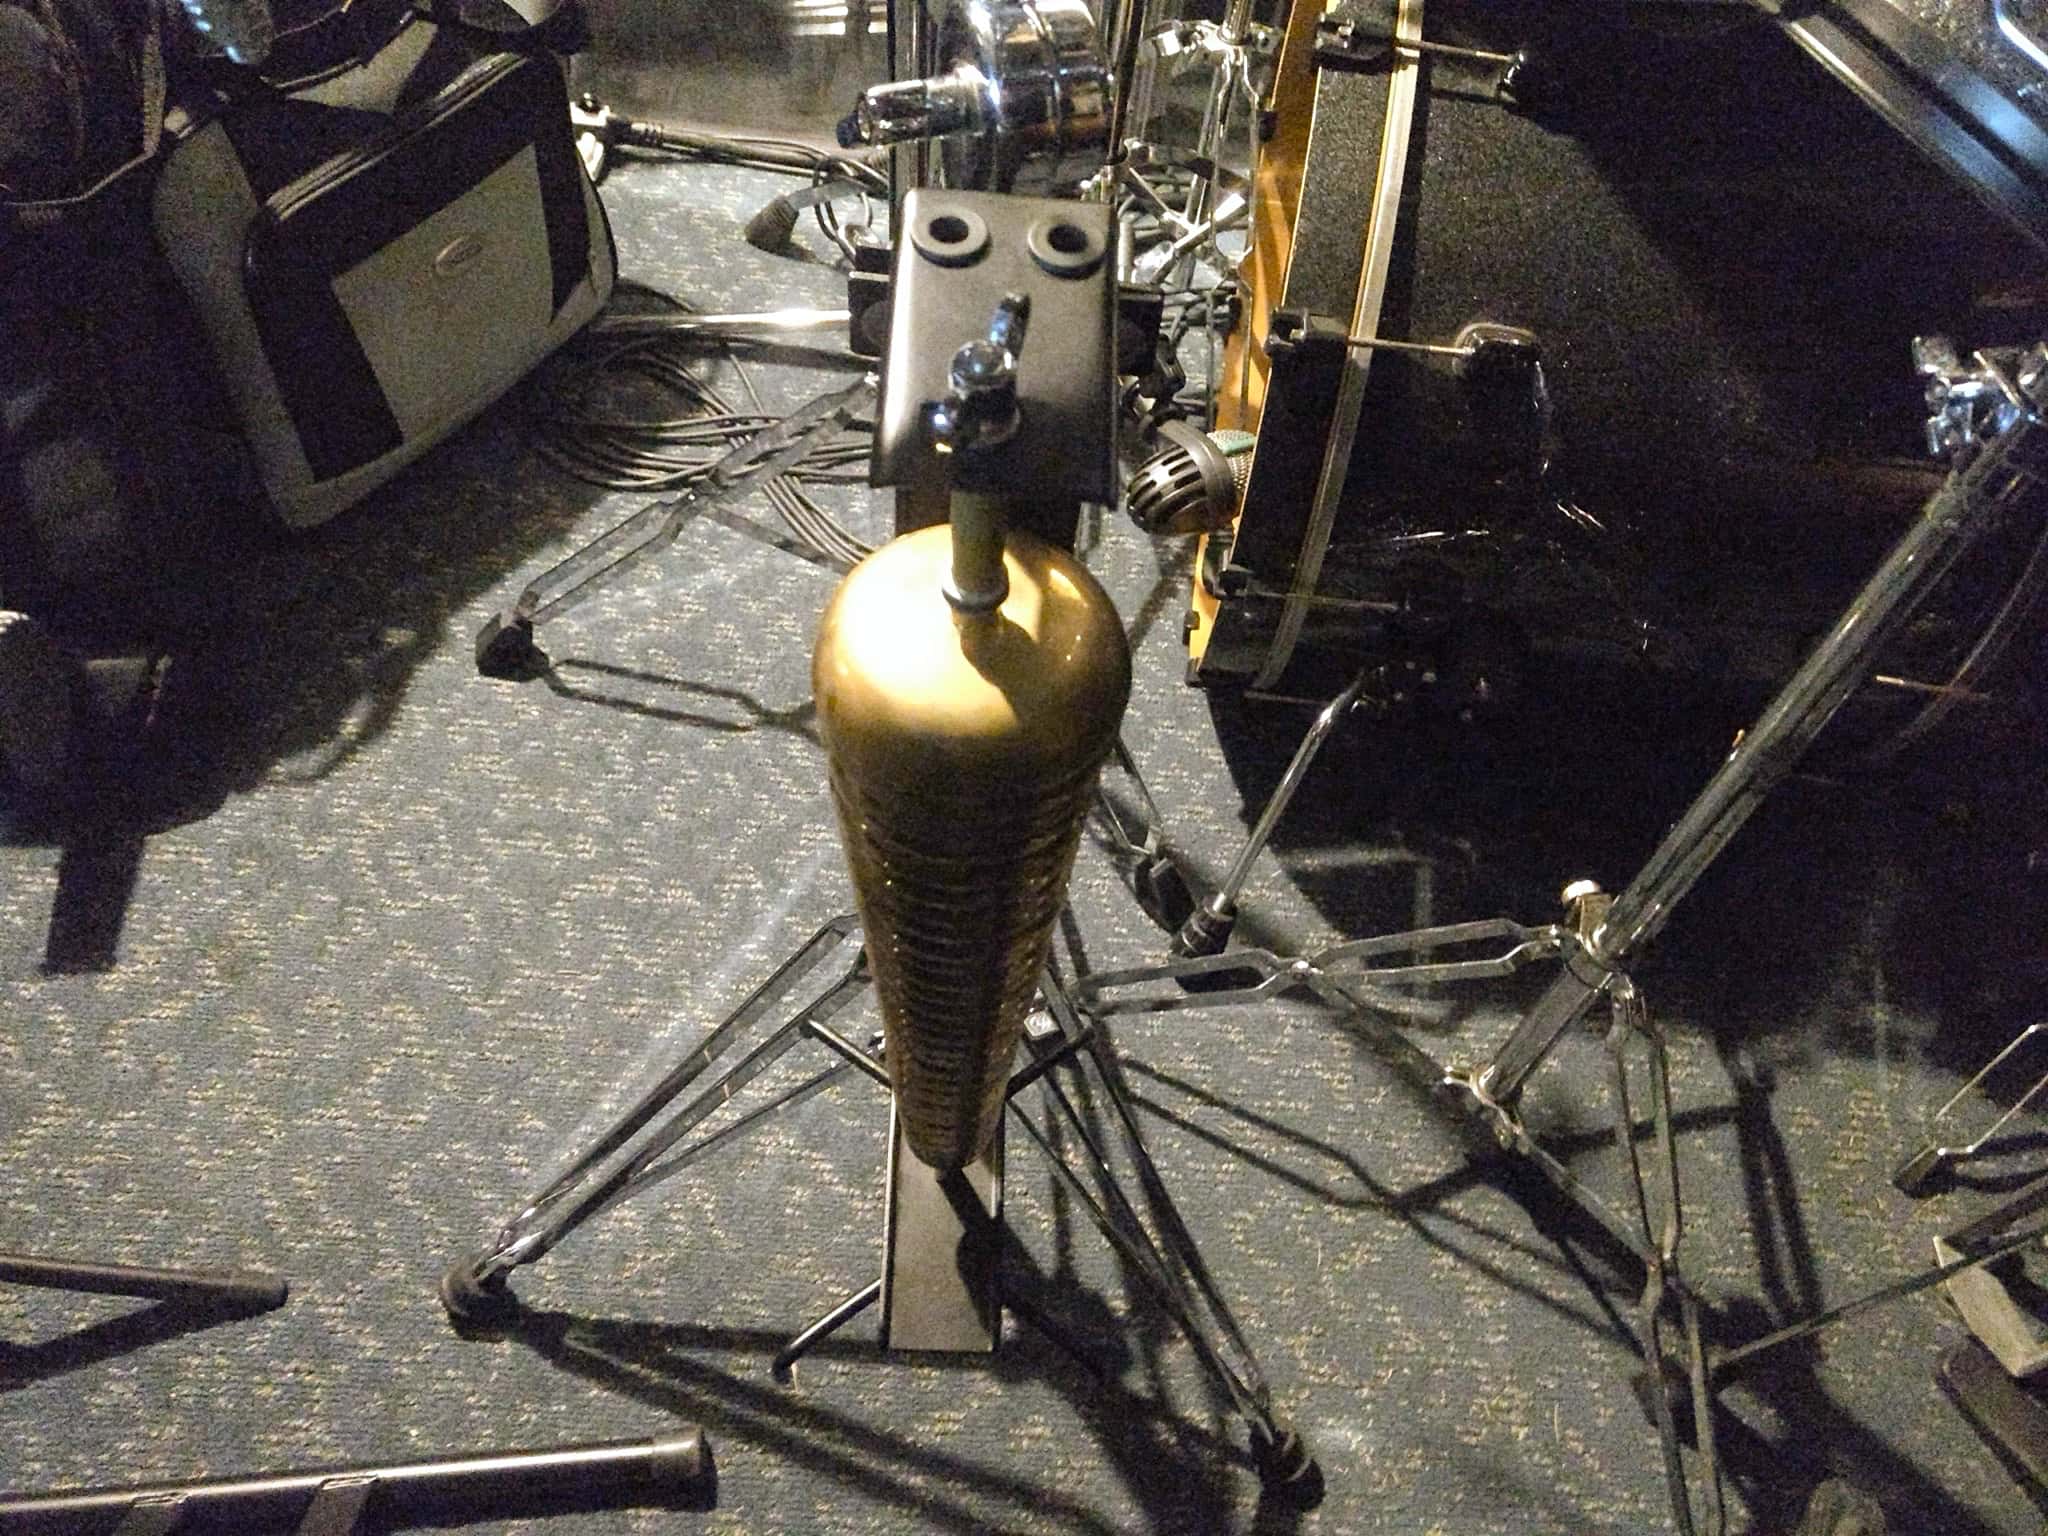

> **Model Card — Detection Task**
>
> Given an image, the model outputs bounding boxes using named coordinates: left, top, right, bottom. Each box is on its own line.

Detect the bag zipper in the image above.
left=262, top=52, right=531, bottom=225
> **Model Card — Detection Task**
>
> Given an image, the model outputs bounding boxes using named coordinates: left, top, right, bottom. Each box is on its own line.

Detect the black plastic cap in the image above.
left=440, top=1258, right=523, bottom=1334
left=744, top=196, right=800, bottom=252
left=476, top=612, right=545, bottom=679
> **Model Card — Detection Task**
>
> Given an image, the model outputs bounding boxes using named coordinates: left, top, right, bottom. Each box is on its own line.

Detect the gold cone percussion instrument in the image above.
left=814, top=516, right=1131, bottom=1171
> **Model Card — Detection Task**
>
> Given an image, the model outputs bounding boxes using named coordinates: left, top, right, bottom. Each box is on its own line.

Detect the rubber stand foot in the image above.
left=1891, top=1141, right=1949, bottom=1198
left=1495, top=48, right=1561, bottom=118
left=1796, top=1479, right=1888, bottom=1536
left=440, top=1258, right=522, bottom=1335
left=475, top=612, right=547, bottom=680
left=1249, top=1417, right=1321, bottom=1503
left=1133, top=852, right=1195, bottom=934
left=0, top=611, right=80, bottom=794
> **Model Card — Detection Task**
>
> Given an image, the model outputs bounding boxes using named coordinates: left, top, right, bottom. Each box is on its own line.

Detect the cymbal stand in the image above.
left=1076, top=343, right=2048, bottom=1533
left=440, top=913, right=1313, bottom=1487
left=1118, top=0, right=1267, bottom=289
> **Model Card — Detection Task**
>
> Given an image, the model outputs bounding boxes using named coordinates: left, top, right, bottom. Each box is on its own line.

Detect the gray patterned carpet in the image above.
left=5, top=145, right=2048, bottom=1535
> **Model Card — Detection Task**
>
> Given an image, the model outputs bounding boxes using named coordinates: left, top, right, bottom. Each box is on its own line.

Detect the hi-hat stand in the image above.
left=440, top=913, right=1314, bottom=1488
left=1076, top=340, right=2048, bottom=1534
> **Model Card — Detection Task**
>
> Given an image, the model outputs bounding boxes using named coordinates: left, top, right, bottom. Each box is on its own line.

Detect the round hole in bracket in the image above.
left=910, top=205, right=991, bottom=267
left=1025, top=215, right=1106, bottom=277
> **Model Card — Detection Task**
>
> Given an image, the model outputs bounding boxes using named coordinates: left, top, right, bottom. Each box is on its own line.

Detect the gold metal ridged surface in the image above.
left=814, top=523, right=1131, bottom=1170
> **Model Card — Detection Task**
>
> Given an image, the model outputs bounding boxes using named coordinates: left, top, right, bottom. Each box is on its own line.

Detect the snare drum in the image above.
left=1192, top=0, right=2048, bottom=710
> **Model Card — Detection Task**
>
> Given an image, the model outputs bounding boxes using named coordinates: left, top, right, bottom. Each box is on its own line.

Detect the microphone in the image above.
left=1125, top=420, right=1255, bottom=535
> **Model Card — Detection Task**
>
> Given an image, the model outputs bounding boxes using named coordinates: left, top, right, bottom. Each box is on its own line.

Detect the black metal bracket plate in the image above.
left=871, top=189, right=1117, bottom=504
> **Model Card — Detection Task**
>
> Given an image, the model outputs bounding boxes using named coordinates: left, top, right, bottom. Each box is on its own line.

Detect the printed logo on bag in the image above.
left=435, top=235, right=487, bottom=278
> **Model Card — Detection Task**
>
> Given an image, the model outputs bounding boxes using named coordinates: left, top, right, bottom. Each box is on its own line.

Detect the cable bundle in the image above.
left=530, top=285, right=878, bottom=568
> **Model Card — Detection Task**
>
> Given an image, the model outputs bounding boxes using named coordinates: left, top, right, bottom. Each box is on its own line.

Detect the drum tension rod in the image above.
left=1317, top=15, right=1513, bottom=69
left=1339, top=335, right=1471, bottom=358
left=1312, top=14, right=1542, bottom=108
left=1264, top=306, right=1540, bottom=373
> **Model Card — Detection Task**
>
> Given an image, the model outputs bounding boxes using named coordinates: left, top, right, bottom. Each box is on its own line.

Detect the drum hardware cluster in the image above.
left=1814, top=1034, right=2048, bottom=1503
left=1916, top=334, right=2036, bottom=459
left=482, top=0, right=2048, bottom=1524
left=1905, top=1029, right=2048, bottom=1480
left=837, top=0, right=1111, bottom=194
left=1128, top=188, right=1248, bottom=285
left=1119, top=0, right=1270, bottom=295
left=1836, top=1019, right=2048, bottom=1498
left=1079, top=341, right=2048, bottom=1533
left=1893, top=1022, right=2048, bottom=1197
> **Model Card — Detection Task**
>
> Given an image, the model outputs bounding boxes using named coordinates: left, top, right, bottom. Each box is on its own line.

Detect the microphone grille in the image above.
left=1125, top=425, right=1255, bottom=536
left=1224, top=430, right=1254, bottom=498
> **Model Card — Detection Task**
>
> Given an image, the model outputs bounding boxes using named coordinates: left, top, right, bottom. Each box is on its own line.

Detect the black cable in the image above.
left=623, top=121, right=887, bottom=196
left=596, top=109, right=885, bottom=262
left=528, top=283, right=878, bottom=564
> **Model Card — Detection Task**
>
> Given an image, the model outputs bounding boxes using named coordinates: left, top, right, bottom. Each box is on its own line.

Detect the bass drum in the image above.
left=1192, top=0, right=2048, bottom=746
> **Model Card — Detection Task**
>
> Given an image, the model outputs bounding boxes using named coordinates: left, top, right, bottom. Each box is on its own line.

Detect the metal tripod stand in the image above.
left=1076, top=339, right=2048, bottom=1533
left=440, top=912, right=1314, bottom=1489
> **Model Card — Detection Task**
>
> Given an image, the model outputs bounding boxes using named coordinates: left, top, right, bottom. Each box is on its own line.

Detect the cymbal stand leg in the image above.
left=441, top=915, right=880, bottom=1322
left=1003, top=970, right=1313, bottom=1486
left=1603, top=979, right=1722, bottom=1536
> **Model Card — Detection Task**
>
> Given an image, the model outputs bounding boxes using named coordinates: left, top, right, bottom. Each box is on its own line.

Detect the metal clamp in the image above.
left=928, top=293, right=1032, bottom=612
left=929, top=293, right=1031, bottom=456
left=1915, top=334, right=2033, bottom=460
left=1149, top=17, right=1276, bottom=65
left=838, top=0, right=1110, bottom=192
